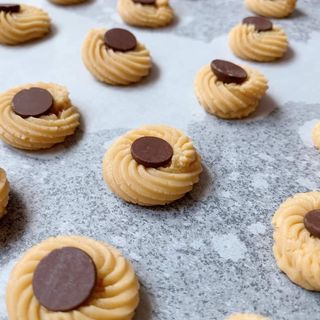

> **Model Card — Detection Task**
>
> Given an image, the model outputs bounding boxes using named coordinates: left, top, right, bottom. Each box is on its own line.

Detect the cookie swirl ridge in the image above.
left=245, top=0, right=296, bottom=18
left=6, top=236, right=140, bottom=320
left=0, top=168, right=9, bottom=218
left=312, top=122, right=320, bottom=149
left=117, top=0, right=174, bottom=28
left=194, top=64, right=268, bottom=119
left=103, top=125, right=202, bottom=206
left=0, top=4, right=50, bottom=45
left=226, top=314, right=269, bottom=320
left=82, top=28, right=152, bottom=85
left=229, top=23, right=288, bottom=62
left=0, top=82, right=80, bottom=150
left=272, top=191, right=320, bottom=291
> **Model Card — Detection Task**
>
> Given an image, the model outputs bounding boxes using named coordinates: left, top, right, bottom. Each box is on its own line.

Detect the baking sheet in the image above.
left=1, top=0, right=320, bottom=319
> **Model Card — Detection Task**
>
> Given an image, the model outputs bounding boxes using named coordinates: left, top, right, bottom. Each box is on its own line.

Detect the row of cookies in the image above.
left=83, top=15, right=289, bottom=88
left=4, top=184, right=318, bottom=318
left=0, top=0, right=174, bottom=45
left=0, top=19, right=286, bottom=153
left=2, top=232, right=267, bottom=319
left=242, top=0, right=320, bottom=301
left=0, top=1, right=302, bottom=320
left=5, top=173, right=317, bottom=319
left=3, top=137, right=320, bottom=303
left=0, top=4, right=291, bottom=123
left=3, top=169, right=320, bottom=295
left=224, top=1, right=320, bottom=318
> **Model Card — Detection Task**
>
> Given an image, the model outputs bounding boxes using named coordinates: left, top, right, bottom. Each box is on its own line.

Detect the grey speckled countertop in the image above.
left=1, top=1, right=320, bottom=319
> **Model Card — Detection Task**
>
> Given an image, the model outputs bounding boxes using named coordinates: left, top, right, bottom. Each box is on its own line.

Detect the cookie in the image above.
left=0, top=83, right=80, bottom=150
left=245, top=0, right=296, bottom=18
left=103, top=124, right=202, bottom=206
left=6, top=236, right=140, bottom=319
left=82, top=28, right=152, bottom=85
left=117, top=0, right=174, bottom=28
left=0, top=4, right=50, bottom=45
left=272, top=191, right=320, bottom=290
left=0, top=168, right=9, bottom=218
left=194, top=59, right=268, bottom=119
left=312, top=122, right=320, bottom=149
left=229, top=17, right=288, bottom=62
left=226, top=314, right=269, bottom=320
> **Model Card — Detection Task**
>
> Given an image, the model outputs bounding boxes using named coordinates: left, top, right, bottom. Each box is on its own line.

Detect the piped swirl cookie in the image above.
left=312, top=122, right=320, bottom=149
left=226, top=314, right=270, bottom=320
left=82, top=28, right=152, bottom=85
left=0, top=168, right=9, bottom=218
left=118, top=0, right=174, bottom=28
left=0, top=83, right=80, bottom=150
left=272, top=191, right=320, bottom=291
left=194, top=59, right=268, bottom=119
left=245, top=0, right=296, bottom=18
left=0, top=4, right=50, bottom=45
left=229, top=16, right=288, bottom=62
left=103, top=124, right=202, bottom=206
left=6, top=235, right=140, bottom=320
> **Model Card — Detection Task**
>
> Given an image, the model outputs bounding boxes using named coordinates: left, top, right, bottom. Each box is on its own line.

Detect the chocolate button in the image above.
left=304, top=209, right=320, bottom=238
left=211, top=59, right=247, bottom=84
left=132, top=0, right=155, bottom=4
left=242, top=16, right=273, bottom=32
left=131, top=136, right=173, bottom=168
left=32, top=247, right=97, bottom=312
left=0, top=4, right=20, bottom=13
left=104, top=28, right=137, bottom=52
left=12, top=87, right=53, bottom=118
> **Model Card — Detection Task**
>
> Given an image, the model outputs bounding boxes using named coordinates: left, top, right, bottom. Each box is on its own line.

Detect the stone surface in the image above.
left=0, top=1, right=320, bottom=320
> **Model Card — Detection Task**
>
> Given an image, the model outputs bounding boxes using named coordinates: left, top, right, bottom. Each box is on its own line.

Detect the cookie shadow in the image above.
left=244, top=94, right=278, bottom=122
left=275, top=46, right=295, bottom=64
left=5, top=126, right=84, bottom=161
left=290, top=8, right=307, bottom=19
left=134, top=283, right=152, bottom=320
left=133, top=61, right=161, bottom=87
left=189, top=163, right=215, bottom=202
left=0, top=189, right=28, bottom=247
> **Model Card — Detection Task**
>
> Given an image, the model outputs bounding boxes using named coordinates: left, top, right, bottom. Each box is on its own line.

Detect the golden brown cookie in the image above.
left=103, top=124, right=202, bottom=206
left=0, top=82, right=80, bottom=150
left=0, top=168, right=9, bottom=218
left=194, top=59, right=268, bottom=119
left=0, top=4, right=50, bottom=45
left=6, top=236, right=140, bottom=319
left=229, top=17, right=288, bottom=62
left=245, top=0, right=296, bottom=18
left=118, top=0, right=174, bottom=28
left=82, top=28, right=152, bottom=85
left=272, top=191, right=320, bottom=291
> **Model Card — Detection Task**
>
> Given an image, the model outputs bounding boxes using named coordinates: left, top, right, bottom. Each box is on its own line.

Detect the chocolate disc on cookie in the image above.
left=242, top=16, right=273, bottom=32
left=12, top=87, right=53, bottom=118
left=304, top=209, right=320, bottom=238
left=104, top=28, right=137, bottom=52
left=132, top=0, right=155, bottom=4
left=0, top=3, right=20, bottom=13
left=211, top=59, right=247, bottom=84
left=32, top=247, right=97, bottom=312
left=131, top=136, right=173, bottom=168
